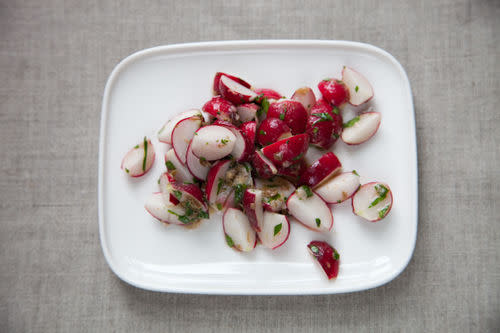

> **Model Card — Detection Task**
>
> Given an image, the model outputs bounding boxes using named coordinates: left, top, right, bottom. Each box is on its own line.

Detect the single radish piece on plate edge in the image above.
left=307, top=240, right=340, bottom=279
left=261, top=133, right=309, bottom=168
left=342, top=66, right=374, bottom=106
left=191, top=125, right=236, bottom=161
left=352, top=182, right=393, bottom=222
left=286, top=185, right=333, bottom=232
left=202, top=96, right=236, bottom=122
left=258, top=212, right=290, bottom=249
left=145, top=192, right=207, bottom=226
left=318, top=78, right=349, bottom=106
left=291, top=87, right=316, bottom=111
left=121, top=137, right=155, bottom=177
left=267, top=99, right=308, bottom=134
left=242, top=188, right=264, bottom=232
left=257, top=117, right=292, bottom=146
left=315, top=171, right=361, bottom=204
left=237, top=103, right=259, bottom=123
left=158, top=109, right=201, bottom=144
left=299, top=152, right=342, bottom=188
left=223, top=207, right=257, bottom=252
left=171, top=115, right=202, bottom=163
left=213, top=72, right=251, bottom=95
left=186, top=141, right=211, bottom=181
left=341, top=112, right=381, bottom=145
left=219, top=75, right=257, bottom=105
left=164, top=148, right=195, bottom=184
left=251, top=150, right=278, bottom=179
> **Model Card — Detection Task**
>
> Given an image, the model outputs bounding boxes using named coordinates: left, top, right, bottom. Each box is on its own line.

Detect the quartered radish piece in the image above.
left=219, top=75, right=257, bottom=105
left=171, top=115, right=202, bottom=163
left=307, top=240, right=340, bottom=279
left=213, top=121, right=250, bottom=161
left=158, top=172, right=179, bottom=205
left=254, top=88, right=282, bottom=102
left=242, top=188, right=264, bottom=232
left=239, top=121, right=256, bottom=147
left=121, top=137, right=155, bottom=177
left=145, top=192, right=182, bottom=225
left=352, top=182, right=393, bottom=222
left=236, top=103, right=259, bottom=123
left=306, top=99, right=343, bottom=150
left=267, top=99, right=308, bottom=134
left=165, top=148, right=195, bottom=184
left=186, top=141, right=211, bottom=181
left=278, top=159, right=306, bottom=185
left=258, top=212, right=290, bottom=249
left=342, top=66, right=374, bottom=106
left=341, top=112, right=381, bottom=145
left=205, top=160, right=232, bottom=205
left=167, top=182, right=207, bottom=210
left=191, top=125, right=236, bottom=161
left=318, top=79, right=349, bottom=106
left=251, top=150, right=278, bottom=179
left=157, top=109, right=201, bottom=144
left=202, top=96, right=236, bottom=122
left=257, top=117, right=292, bottom=146
left=286, top=185, right=333, bottom=232
left=291, top=87, right=316, bottom=111
left=213, top=72, right=251, bottom=95
left=300, top=152, right=342, bottom=188
left=223, top=208, right=257, bottom=252
left=255, top=177, right=295, bottom=213
left=261, top=133, right=309, bottom=168
left=315, top=171, right=361, bottom=204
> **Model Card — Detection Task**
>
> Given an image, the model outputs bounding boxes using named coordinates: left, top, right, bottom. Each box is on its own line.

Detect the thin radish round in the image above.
left=191, top=125, right=236, bottom=161
left=286, top=186, right=333, bottom=232
left=121, top=137, right=155, bottom=177
left=342, top=66, right=374, bottom=106
left=258, top=212, right=290, bottom=249
left=223, top=208, right=257, bottom=252
left=352, top=182, right=393, bottom=222
left=164, top=149, right=194, bottom=184
left=171, top=116, right=202, bottom=163
left=158, top=109, right=201, bottom=144
left=315, top=171, right=361, bottom=204
left=186, top=141, right=211, bottom=181
left=341, top=112, right=381, bottom=145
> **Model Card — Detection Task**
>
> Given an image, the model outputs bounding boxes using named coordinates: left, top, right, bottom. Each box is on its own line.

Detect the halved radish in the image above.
left=237, top=103, right=259, bottom=123
left=219, top=75, right=257, bottom=105
left=213, top=72, right=251, bottom=95
left=342, top=66, right=374, bottom=106
left=303, top=145, right=324, bottom=166
left=121, top=137, right=155, bottom=177
left=158, top=172, right=179, bottom=205
left=318, top=78, right=349, bottom=106
left=168, top=182, right=206, bottom=210
left=171, top=115, right=202, bottom=163
left=278, top=159, right=306, bottom=185
left=202, top=96, right=236, bottom=122
left=242, top=188, right=264, bottom=232
left=191, top=125, right=236, bottom=161
left=261, top=133, right=309, bottom=168
left=213, top=121, right=251, bottom=161
left=258, top=212, right=290, bottom=249
left=291, top=87, right=316, bottom=111
left=157, top=109, right=201, bottom=144
left=267, top=99, right=308, bottom=134
left=306, top=99, right=343, bottom=150
left=299, top=152, right=342, bottom=188
left=254, top=88, right=283, bottom=102
left=255, top=177, right=295, bottom=213
left=286, top=186, right=333, bottom=232
left=352, top=182, right=393, bottom=222
left=205, top=160, right=232, bottom=206
left=251, top=150, right=278, bottom=179
left=257, top=117, right=292, bottom=146
left=223, top=208, right=257, bottom=252
left=186, top=141, right=211, bottom=181
left=307, top=240, right=340, bottom=279
left=315, top=171, right=361, bottom=204
left=145, top=192, right=184, bottom=225
left=165, top=149, right=194, bottom=184
left=239, top=121, right=256, bottom=148
left=341, top=112, right=381, bottom=145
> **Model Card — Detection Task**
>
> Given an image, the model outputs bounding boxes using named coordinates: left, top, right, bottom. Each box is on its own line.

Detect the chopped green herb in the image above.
left=259, top=130, right=267, bottom=136
left=134, top=145, right=139, bottom=149
left=355, top=85, right=359, bottom=92
left=315, top=218, right=321, bottom=227
left=286, top=140, right=290, bottom=144
left=257, top=97, right=270, bottom=117
left=183, top=181, right=194, bottom=185
left=198, top=210, right=209, bottom=219
left=331, top=106, right=340, bottom=115
left=301, top=185, right=313, bottom=198
left=279, top=112, right=285, bottom=120
left=243, top=163, right=251, bottom=173
left=292, top=153, right=303, bottom=161
left=225, top=234, right=234, bottom=247
left=313, top=112, right=333, bottom=124
left=273, top=223, right=282, bottom=236
left=157, top=178, right=160, bottom=184
left=337, top=200, right=342, bottom=203
left=333, top=250, right=340, bottom=260
left=368, top=184, right=389, bottom=208
left=313, top=127, right=319, bottom=134
left=220, top=138, right=229, bottom=145
left=125, top=168, right=129, bottom=173
left=322, top=78, right=331, bottom=82
left=217, top=178, right=224, bottom=195
left=233, top=184, right=247, bottom=206
left=173, top=190, right=182, bottom=200
left=268, top=193, right=281, bottom=202
left=194, top=132, right=198, bottom=135
left=352, top=170, right=359, bottom=176
left=343, top=116, right=360, bottom=128
left=216, top=203, right=223, bottom=210
left=167, top=209, right=191, bottom=224
left=142, top=137, right=148, bottom=172
left=165, top=161, right=176, bottom=171
left=310, top=245, right=319, bottom=254
left=378, top=205, right=390, bottom=219
left=199, top=156, right=207, bottom=163
left=331, top=132, right=339, bottom=139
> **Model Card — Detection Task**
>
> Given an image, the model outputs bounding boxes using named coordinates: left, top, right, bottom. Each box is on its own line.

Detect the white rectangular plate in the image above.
left=99, top=40, right=417, bottom=295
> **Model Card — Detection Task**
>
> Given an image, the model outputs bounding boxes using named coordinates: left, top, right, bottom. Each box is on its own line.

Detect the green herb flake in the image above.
left=337, top=200, right=342, bottom=203
left=273, top=223, right=283, bottom=236
left=125, top=168, right=129, bottom=173
left=331, top=132, right=339, bottom=139
left=268, top=193, right=281, bottom=202
left=217, top=178, right=224, bottom=195
left=198, top=210, right=209, bottom=219
left=259, top=130, right=267, bottom=136
left=173, top=190, right=182, bottom=200
left=313, top=112, right=333, bottom=124
left=216, top=203, right=223, bottom=210
left=322, top=78, right=331, bottom=82
left=355, top=85, right=359, bottom=92
left=233, top=184, right=248, bottom=206
left=165, top=161, right=176, bottom=171
left=343, top=116, right=360, bottom=128
left=310, top=245, right=319, bottom=254
left=243, top=163, right=251, bottom=173
left=220, top=138, right=229, bottom=145
left=142, top=137, right=148, bottom=172
left=257, top=97, right=270, bottom=118
left=313, top=127, right=319, bottom=134
left=352, top=170, right=359, bottom=176
left=301, top=185, right=313, bottom=198
left=279, top=112, right=285, bottom=120
left=315, top=218, right=321, bottom=227
left=378, top=205, right=390, bottom=219
left=331, top=106, right=340, bottom=115
left=225, top=234, right=234, bottom=247
left=292, top=153, right=303, bottom=161
left=134, top=145, right=139, bottom=149
left=333, top=250, right=340, bottom=260
left=368, top=184, right=389, bottom=208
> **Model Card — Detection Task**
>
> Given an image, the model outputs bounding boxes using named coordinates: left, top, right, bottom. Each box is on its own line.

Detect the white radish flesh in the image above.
left=286, top=186, right=333, bottom=232
left=291, top=87, right=316, bottom=111
left=121, top=138, right=155, bottom=177
left=220, top=75, right=257, bottom=104
left=223, top=208, right=256, bottom=252
left=315, top=172, right=361, bottom=204
left=255, top=177, right=295, bottom=213
left=186, top=141, right=211, bottom=181
left=352, top=182, right=393, bottom=222
left=205, top=160, right=232, bottom=205
left=191, top=125, right=236, bottom=161
left=242, top=189, right=264, bottom=232
left=165, top=149, right=194, bottom=183
left=237, top=104, right=259, bottom=123
left=158, top=109, right=201, bottom=144
left=342, top=67, right=374, bottom=106
left=144, top=192, right=185, bottom=225
left=258, top=212, right=290, bottom=249
left=171, top=116, right=202, bottom=163
left=341, top=112, right=381, bottom=145
left=217, top=124, right=248, bottom=161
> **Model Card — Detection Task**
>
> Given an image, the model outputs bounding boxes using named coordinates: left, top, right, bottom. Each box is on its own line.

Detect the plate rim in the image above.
left=98, top=39, right=418, bottom=295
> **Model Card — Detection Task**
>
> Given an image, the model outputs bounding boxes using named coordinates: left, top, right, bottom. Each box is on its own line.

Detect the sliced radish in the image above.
left=267, top=99, right=309, bottom=134
left=261, top=133, right=309, bottom=168
left=223, top=208, right=257, bottom=252
left=213, top=121, right=250, bottom=161
left=157, top=109, right=201, bottom=144
left=291, top=87, right=316, bottom=111
left=342, top=66, right=374, bottom=106
left=237, top=103, right=259, bottom=123
left=191, top=125, right=236, bottom=161
left=255, top=177, right=295, bottom=213
left=306, top=99, right=343, bottom=150
left=254, top=88, right=283, bottom=102
left=257, top=117, right=292, bottom=146
left=121, top=137, right=155, bottom=177
left=242, top=188, right=264, bottom=232
left=168, top=182, right=206, bottom=210
left=145, top=192, right=184, bottom=225
left=286, top=186, right=333, bottom=232
left=315, top=171, right=361, bottom=204
left=303, top=145, right=324, bottom=166
left=318, top=78, right=349, bottom=106
left=205, top=160, right=232, bottom=206
left=299, top=152, right=342, bottom=188
left=239, top=121, right=256, bottom=148
left=164, top=148, right=194, bottom=184
left=341, top=112, right=381, bottom=145
left=202, top=96, right=236, bottom=122
left=277, top=159, right=306, bottom=185
left=158, top=172, right=178, bottom=205
left=251, top=150, right=278, bottom=179
left=258, top=212, right=290, bottom=249
left=307, top=240, right=340, bottom=279
left=186, top=141, right=211, bottom=181
left=219, top=75, right=257, bottom=105
left=213, top=72, right=251, bottom=95
left=171, top=115, right=202, bottom=163
left=352, top=182, right=393, bottom=222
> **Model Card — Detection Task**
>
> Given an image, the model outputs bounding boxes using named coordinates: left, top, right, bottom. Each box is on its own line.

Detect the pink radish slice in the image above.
left=186, top=141, right=211, bottom=181
left=171, top=116, right=202, bottom=163
left=286, top=186, right=333, bottom=232
left=315, top=171, right=361, bottom=204
left=191, top=125, right=236, bottom=161
left=164, top=149, right=194, bottom=184
left=255, top=177, right=295, bottom=213
left=205, top=160, right=232, bottom=205
left=158, top=109, right=201, bottom=144
left=341, top=112, right=381, bottom=145
left=121, top=137, right=155, bottom=177
left=299, top=152, right=342, bottom=188
left=213, top=72, right=251, bottom=95
left=352, top=182, right=393, bottom=222
left=342, top=66, right=374, bottom=106
left=144, top=192, right=185, bottom=225
left=257, top=212, right=290, bottom=249
left=223, top=208, right=257, bottom=252
left=237, top=103, right=259, bottom=123
left=251, top=150, right=278, bottom=179
left=219, top=75, right=257, bottom=105
left=242, top=189, right=264, bottom=232
left=213, top=121, right=250, bottom=161
left=291, top=87, right=316, bottom=111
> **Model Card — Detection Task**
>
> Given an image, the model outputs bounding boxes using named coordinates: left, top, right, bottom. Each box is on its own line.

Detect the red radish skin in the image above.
left=257, top=117, right=292, bottom=146
left=164, top=149, right=195, bottom=184
left=202, top=96, right=236, bottom=122
left=191, top=125, right=236, bottom=161
left=258, top=212, right=290, bottom=249
left=261, top=134, right=309, bottom=168
left=306, top=100, right=343, bottom=150
left=242, top=189, right=264, bottom=232
left=223, top=207, right=257, bottom=252
left=254, top=88, right=283, bottom=102
left=291, top=87, right=316, bottom=111
left=213, top=72, right=251, bottom=95
left=158, top=173, right=180, bottom=205
left=352, top=182, right=393, bottom=222
left=121, top=138, right=155, bottom=177
left=318, top=79, right=349, bottom=106
left=307, top=240, right=340, bottom=279
left=158, top=109, right=201, bottom=144
left=239, top=121, right=256, bottom=146
left=286, top=187, right=333, bottom=232
left=315, top=171, right=361, bottom=204
left=171, top=116, right=202, bottom=163
left=299, top=152, right=342, bottom=188
left=341, top=112, right=381, bottom=145
left=342, top=66, right=374, bottom=106
left=237, top=103, right=259, bottom=123
left=219, top=75, right=257, bottom=105
left=205, top=160, right=232, bottom=205
left=186, top=141, right=211, bottom=181
left=278, top=159, right=306, bottom=185
left=267, top=100, right=309, bottom=134
left=168, top=182, right=207, bottom=210
left=251, top=151, right=278, bottom=179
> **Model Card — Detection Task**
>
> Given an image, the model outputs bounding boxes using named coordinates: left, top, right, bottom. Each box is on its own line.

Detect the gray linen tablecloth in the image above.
left=1, top=0, right=499, bottom=331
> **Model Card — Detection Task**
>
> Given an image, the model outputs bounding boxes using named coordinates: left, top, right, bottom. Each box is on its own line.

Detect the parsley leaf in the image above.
left=352, top=170, right=359, bottom=176
left=313, top=112, right=333, bottom=124
left=257, top=96, right=270, bottom=117
left=268, top=193, right=281, bottom=202
left=343, top=116, right=360, bottom=128
left=233, top=184, right=247, bottom=206
left=331, top=106, right=340, bottom=115
left=355, top=85, right=359, bottom=92
left=142, top=137, right=148, bottom=172
left=217, top=178, right=224, bottom=195
left=309, top=245, right=319, bottom=254
left=173, top=190, right=182, bottom=200
left=165, top=161, right=176, bottom=171
left=378, top=205, right=390, bottom=219
left=273, top=223, right=282, bottom=236
left=368, top=184, right=389, bottom=208
left=315, top=218, right=321, bottom=227
left=125, top=168, right=129, bottom=173
left=301, top=185, right=313, bottom=198
left=225, top=234, right=234, bottom=247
